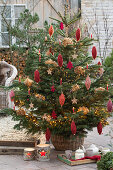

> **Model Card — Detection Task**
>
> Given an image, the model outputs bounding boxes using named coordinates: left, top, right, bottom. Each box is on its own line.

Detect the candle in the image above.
left=86, top=63, right=88, bottom=69
left=36, top=144, right=50, bottom=161
left=107, top=84, right=108, bottom=91
left=13, top=104, right=15, bottom=110
left=91, top=33, right=92, bottom=39
left=73, top=107, right=74, bottom=113
left=24, top=148, right=35, bottom=161
left=19, top=76, right=21, bottom=82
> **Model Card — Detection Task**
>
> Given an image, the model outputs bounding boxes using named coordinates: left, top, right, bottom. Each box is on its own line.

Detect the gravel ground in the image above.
left=0, top=115, right=113, bottom=150
left=0, top=115, right=46, bottom=143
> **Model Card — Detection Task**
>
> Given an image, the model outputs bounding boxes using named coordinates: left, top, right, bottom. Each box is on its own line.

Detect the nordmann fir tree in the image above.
left=3, top=11, right=113, bottom=150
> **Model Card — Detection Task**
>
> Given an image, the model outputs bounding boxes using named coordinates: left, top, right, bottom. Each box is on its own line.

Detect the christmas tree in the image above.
left=3, top=8, right=112, bottom=147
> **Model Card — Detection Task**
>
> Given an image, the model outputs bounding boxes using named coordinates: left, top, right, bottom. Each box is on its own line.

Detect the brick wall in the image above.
left=81, top=0, right=113, bottom=60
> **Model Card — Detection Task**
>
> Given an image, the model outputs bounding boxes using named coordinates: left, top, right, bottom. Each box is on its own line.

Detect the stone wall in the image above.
left=81, top=0, right=113, bottom=60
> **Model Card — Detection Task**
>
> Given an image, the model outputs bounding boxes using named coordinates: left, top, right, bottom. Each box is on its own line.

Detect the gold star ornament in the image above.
left=29, top=103, right=34, bottom=108
left=72, top=98, right=78, bottom=104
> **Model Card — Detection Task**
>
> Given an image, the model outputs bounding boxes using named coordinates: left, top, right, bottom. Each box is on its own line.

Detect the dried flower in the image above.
left=77, top=106, right=89, bottom=115
left=62, top=38, right=73, bottom=47
left=72, top=84, right=80, bottom=92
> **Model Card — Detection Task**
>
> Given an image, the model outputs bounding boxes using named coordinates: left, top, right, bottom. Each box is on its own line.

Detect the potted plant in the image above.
left=3, top=9, right=112, bottom=151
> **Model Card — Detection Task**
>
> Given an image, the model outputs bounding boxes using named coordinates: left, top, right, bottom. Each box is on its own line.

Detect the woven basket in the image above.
left=51, top=135, right=84, bottom=151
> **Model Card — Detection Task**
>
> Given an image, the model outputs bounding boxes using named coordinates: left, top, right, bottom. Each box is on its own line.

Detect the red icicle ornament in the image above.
left=97, top=122, right=102, bottom=135
left=85, top=75, right=91, bottom=90
left=45, top=128, right=51, bottom=141
left=59, top=93, right=65, bottom=107
left=107, top=99, right=112, bottom=112
left=67, top=61, right=73, bottom=69
left=76, top=28, right=81, bottom=41
left=34, top=70, right=40, bottom=83
left=58, top=54, right=63, bottom=67
left=92, top=46, right=97, bottom=60
left=52, top=110, right=57, bottom=119
left=71, top=121, right=77, bottom=135
left=49, top=25, right=54, bottom=37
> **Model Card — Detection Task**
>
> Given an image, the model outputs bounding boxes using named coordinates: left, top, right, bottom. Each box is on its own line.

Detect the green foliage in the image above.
left=3, top=9, right=112, bottom=136
left=97, top=152, right=113, bottom=170
left=10, top=9, right=59, bottom=77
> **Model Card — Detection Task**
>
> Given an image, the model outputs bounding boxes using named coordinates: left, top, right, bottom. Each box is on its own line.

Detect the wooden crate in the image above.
left=57, top=154, right=97, bottom=166
left=0, top=140, right=40, bottom=155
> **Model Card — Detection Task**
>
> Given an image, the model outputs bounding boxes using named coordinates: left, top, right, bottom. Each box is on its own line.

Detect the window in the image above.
left=0, top=4, right=26, bottom=48
left=71, top=0, right=81, bottom=13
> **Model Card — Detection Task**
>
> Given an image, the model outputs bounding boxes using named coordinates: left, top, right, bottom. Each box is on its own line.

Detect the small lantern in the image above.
left=24, top=148, right=35, bottom=161
left=36, top=144, right=50, bottom=161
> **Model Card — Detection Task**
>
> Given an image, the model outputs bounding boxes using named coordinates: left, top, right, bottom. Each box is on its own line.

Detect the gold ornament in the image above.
left=72, top=84, right=80, bottom=92
left=16, top=108, right=26, bottom=116
left=45, top=59, right=58, bottom=67
left=95, top=87, right=105, bottom=93
left=47, top=68, right=52, bottom=75
left=77, top=106, right=89, bottom=115
left=24, top=78, right=33, bottom=87
left=72, top=98, right=78, bottom=104
left=42, top=114, right=51, bottom=122
left=62, top=37, right=73, bottom=47
left=29, top=103, right=34, bottom=108
left=35, top=94, right=45, bottom=101
left=74, top=66, right=85, bottom=75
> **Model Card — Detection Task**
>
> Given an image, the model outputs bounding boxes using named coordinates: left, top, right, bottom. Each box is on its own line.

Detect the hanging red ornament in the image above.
left=45, top=128, right=51, bottom=141
left=71, top=121, right=77, bottom=135
left=107, top=99, right=112, bottom=112
left=58, top=54, right=63, bottom=67
left=60, top=22, right=64, bottom=30
left=60, top=78, right=62, bottom=85
left=85, top=75, right=91, bottom=90
left=67, top=61, right=73, bottom=69
left=51, top=85, right=55, bottom=92
left=97, top=122, right=102, bottom=135
left=49, top=48, right=54, bottom=55
left=86, top=63, right=88, bottom=69
left=92, top=46, right=97, bottom=60
left=98, top=61, right=101, bottom=65
left=9, top=90, right=15, bottom=101
left=49, top=25, right=54, bottom=37
left=76, top=28, right=81, bottom=41
left=59, top=93, right=65, bottom=107
left=51, top=110, right=57, bottom=119
left=34, top=70, right=40, bottom=83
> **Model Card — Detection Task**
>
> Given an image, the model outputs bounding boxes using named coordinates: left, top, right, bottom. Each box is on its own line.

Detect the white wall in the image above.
left=81, top=0, right=113, bottom=60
